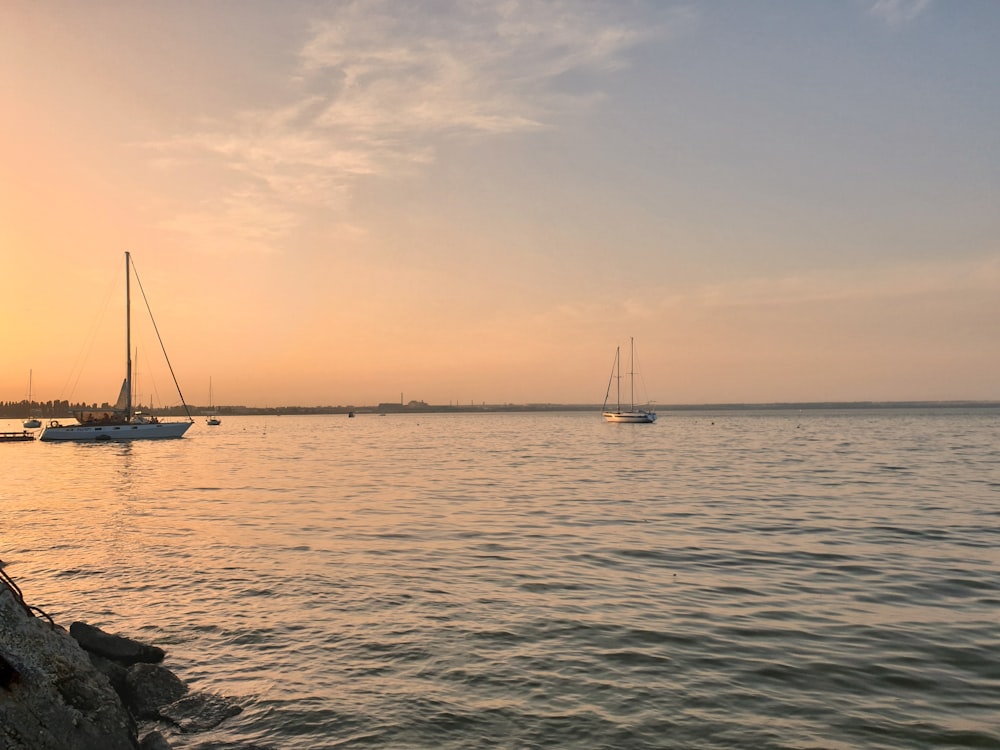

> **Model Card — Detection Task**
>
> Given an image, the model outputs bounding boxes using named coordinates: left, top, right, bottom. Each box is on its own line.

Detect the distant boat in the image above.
left=22, top=370, right=41, bottom=429
left=206, top=377, right=221, bottom=426
left=602, top=337, right=657, bottom=424
left=39, top=252, right=194, bottom=442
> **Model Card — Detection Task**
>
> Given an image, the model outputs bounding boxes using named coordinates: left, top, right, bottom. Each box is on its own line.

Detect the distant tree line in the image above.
left=0, top=400, right=78, bottom=418
left=5, top=400, right=594, bottom=420
left=0, top=400, right=204, bottom=419
left=8, top=399, right=988, bottom=420
left=0, top=400, right=152, bottom=419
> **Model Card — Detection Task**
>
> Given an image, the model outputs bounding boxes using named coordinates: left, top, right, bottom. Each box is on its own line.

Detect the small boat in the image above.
left=23, top=370, right=42, bottom=429
left=602, top=337, right=657, bottom=424
left=39, top=252, right=194, bottom=442
left=206, top=377, right=221, bottom=426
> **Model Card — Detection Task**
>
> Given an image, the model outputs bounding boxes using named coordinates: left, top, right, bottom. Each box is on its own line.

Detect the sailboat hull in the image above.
left=39, top=421, right=192, bottom=442
left=603, top=411, right=657, bottom=423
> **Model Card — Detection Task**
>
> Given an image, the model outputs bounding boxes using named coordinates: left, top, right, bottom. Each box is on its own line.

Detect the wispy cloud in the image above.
left=869, top=0, right=932, bottom=26
left=147, top=0, right=669, bottom=251
left=539, top=255, right=1000, bottom=326
left=685, top=254, right=1000, bottom=311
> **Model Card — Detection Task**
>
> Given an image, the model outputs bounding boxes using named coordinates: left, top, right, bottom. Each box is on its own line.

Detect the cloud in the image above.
left=146, top=0, right=666, bottom=252
left=157, top=188, right=299, bottom=256
left=868, top=0, right=932, bottom=26
left=684, top=254, right=1000, bottom=312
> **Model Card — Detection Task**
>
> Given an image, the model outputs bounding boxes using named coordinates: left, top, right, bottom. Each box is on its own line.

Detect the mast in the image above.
left=629, top=336, right=635, bottom=411
left=616, top=346, right=621, bottom=412
left=125, top=251, right=132, bottom=420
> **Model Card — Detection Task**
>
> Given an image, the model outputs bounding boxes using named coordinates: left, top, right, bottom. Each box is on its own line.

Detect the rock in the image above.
left=138, top=731, right=172, bottom=750
left=123, top=663, right=188, bottom=720
left=160, top=692, right=243, bottom=733
left=87, top=652, right=128, bottom=697
left=70, top=623, right=165, bottom=666
left=0, top=585, right=137, bottom=750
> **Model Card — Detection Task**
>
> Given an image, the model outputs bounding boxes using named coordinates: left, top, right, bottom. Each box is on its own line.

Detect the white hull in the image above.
left=603, top=411, right=657, bottom=423
left=39, top=420, right=192, bottom=442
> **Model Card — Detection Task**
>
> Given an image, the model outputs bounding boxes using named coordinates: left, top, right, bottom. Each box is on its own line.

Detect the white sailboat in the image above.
left=206, top=377, right=221, bottom=425
left=39, top=252, right=194, bottom=442
left=22, top=370, right=42, bottom=429
left=602, top=337, right=657, bottom=424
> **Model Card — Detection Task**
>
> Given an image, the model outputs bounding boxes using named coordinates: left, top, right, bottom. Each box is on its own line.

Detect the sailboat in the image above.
left=39, top=252, right=194, bottom=442
left=23, top=370, right=42, bottom=429
left=206, top=377, right=221, bottom=425
left=602, top=337, right=657, bottom=423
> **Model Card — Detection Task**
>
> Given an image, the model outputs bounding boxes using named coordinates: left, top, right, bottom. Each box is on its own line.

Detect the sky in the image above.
left=1, top=0, right=998, bottom=408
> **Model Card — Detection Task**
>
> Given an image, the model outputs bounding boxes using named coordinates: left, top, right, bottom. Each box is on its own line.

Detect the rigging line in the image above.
left=128, top=256, right=193, bottom=421
left=603, top=346, right=619, bottom=411
left=632, top=346, right=652, bottom=405
left=133, top=348, right=165, bottom=411
left=632, top=344, right=653, bottom=406
left=58, top=256, right=121, bottom=403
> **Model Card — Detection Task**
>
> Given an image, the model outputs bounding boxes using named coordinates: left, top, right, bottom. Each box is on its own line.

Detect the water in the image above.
left=3, top=409, right=999, bottom=749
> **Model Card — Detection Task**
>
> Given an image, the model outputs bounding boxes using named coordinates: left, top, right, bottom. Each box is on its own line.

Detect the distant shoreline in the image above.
left=147, top=400, right=1000, bottom=417
left=4, top=400, right=997, bottom=419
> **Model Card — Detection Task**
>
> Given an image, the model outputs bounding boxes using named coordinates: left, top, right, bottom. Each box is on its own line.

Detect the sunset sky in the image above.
left=2, top=0, right=998, bottom=408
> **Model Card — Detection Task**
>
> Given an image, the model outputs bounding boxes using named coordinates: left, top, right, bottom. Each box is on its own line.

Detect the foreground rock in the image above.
left=122, top=664, right=188, bottom=720
left=70, top=622, right=165, bottom=666
left=0, top=583, right=136, bottom=750
left=1, top=574, right=250, bottom=750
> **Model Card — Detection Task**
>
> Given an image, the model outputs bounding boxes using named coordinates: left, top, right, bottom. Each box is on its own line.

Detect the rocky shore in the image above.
left=1, top=568, right=255, bottom=749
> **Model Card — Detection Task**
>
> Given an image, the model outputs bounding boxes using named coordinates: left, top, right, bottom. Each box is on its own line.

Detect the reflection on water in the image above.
left=2, top=410, right=999, bottom=749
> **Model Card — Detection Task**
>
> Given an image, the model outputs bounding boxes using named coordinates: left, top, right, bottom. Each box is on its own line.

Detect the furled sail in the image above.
left=113, top=378, right=129, bottom=411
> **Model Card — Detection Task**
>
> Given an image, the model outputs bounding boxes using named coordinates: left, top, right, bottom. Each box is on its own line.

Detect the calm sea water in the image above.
left=3, top=409, right=999, bottom=749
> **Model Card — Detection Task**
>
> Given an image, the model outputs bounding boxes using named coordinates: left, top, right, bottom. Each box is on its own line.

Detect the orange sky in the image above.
left=2, top=2, right=998, bottom=407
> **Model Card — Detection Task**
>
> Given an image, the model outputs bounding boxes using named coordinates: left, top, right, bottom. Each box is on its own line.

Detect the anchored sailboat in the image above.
left=206, top=377, right=221, bottom=425
left=23, top=370, right=42, bottom=429
left=39, top=253, right=194, bottom=442
left=602, top=337, right=657, bottom=424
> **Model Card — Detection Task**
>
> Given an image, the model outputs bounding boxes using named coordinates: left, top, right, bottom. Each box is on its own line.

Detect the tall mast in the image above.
left=629, top=336, right=635, bottom=411
left=616, top=346, right=621, bottom=412
left=125, top=251, right=132, bottom=419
